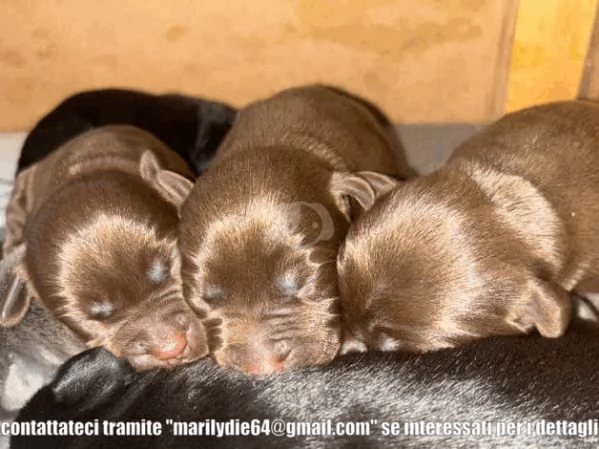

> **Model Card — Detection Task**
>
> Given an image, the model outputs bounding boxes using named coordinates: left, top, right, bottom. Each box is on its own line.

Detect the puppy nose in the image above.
left=173, top=312, right=190, bottom=329
left=246, top=355, right=289, bottom=375
left=229, top=339, right=292, bottom=375
left=150, top=332, right=188, bottom=360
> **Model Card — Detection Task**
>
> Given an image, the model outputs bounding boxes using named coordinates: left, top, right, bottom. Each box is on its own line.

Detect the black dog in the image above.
left=12, top=319, right=599, bottom=449
left=17, top=88, right=237, bottom=175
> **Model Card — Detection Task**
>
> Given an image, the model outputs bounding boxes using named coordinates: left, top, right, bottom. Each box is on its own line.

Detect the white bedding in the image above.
left=0, top=132, right=26, bottom=228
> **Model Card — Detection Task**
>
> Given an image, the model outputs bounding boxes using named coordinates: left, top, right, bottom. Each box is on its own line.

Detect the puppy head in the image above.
left=178, top=166, right=396, bottom=374
left=22, top=172, right=207, bottom=370
left=180, top=196, right=341, bottom=375
left=338, top=178, right=571, bottom=353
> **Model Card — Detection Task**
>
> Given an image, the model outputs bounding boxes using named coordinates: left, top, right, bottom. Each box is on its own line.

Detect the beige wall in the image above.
left=0, top=0, right=519, bottom=130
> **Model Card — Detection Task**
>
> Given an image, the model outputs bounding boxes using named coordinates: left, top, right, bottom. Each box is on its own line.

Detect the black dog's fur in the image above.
left=12, top=319, right=599, bottom=449
left=17, top=88, right=237, bottom=175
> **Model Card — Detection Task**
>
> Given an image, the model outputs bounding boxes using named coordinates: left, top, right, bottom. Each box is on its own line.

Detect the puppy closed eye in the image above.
left=147, top=259, right=170, bottom=285
left=203, top=285, right=227, bottom=306
left=277, top=272, right=301, bottom=302
left=88, top=299, right=116, bottom=320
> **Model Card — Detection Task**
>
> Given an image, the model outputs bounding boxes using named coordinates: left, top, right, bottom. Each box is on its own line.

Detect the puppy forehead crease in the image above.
left=54, top=214, right=173, bottom=298
left=344, top=193, right=495, bottom=335
left=59, top=213, right=168, bottom=261
left=354, top=194, right=470, bottom=269
left=360, top=182, right=468, bottom=239
left=463, top=163, right=565, bottom=274
left=206, top=196, right=300, bottom=236
left=191, top=197, right=309, bottom=269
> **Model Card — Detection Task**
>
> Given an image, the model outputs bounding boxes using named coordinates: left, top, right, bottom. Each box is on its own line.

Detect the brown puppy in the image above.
left=338, top=100, right=599, bottom=353
left=170, top=85, right=412, bottom=374
left=0, top=125, right=208, bottom=370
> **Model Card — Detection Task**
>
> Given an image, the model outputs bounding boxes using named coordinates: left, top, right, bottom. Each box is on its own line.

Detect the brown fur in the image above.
left=176, top=85, right=413, bottom=374
left=338, top=100, right=599, bottom=353
left=1, top=125, right=208, bottom=370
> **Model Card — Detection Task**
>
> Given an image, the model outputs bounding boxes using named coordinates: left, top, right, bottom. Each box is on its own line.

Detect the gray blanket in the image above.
left=0, top=234, right=85, bottom=449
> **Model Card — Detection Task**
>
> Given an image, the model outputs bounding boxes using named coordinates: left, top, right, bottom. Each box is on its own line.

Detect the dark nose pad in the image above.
left=228, top=339, right=292, bottom=375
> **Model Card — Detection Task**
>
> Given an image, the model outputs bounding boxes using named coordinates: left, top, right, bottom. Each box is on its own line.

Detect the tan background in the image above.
left=507, top=0, right=597, bottom=112
left=0, top=0, right=596, bottom=130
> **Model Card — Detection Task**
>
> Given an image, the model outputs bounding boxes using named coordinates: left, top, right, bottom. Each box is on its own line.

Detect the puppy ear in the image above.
left=509, top=279, right=572, bottom=338
left=0, top=243, right=32, bottom=327
left=51, top=348, right=131, bottom=411
left=330, top=171, right=399, bottom=220
left=140, top=151, right=194, bottom=210
left=4, top=165, right=36, bottom=253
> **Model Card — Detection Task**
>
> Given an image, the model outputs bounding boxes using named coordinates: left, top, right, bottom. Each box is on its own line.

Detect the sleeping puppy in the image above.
left=172, top=85, right=412, bottom=374
left=12, top=319, right=599, bottom=449
left=338, top=100, right=599, bottom=353
left=0, top=125, right=207, bottom=370
left=17, top=88, right=237, bottom=175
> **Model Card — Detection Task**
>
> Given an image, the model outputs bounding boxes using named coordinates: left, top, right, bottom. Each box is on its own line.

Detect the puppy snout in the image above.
left=227, top=339, right=292, bottom=375
left=149, top=331, right=188, bottom=360
left=146, top=310, right=195, bottom=361
left=173, top=311, right=191, bottom=330
left=120, top=308, right=209, bottom=369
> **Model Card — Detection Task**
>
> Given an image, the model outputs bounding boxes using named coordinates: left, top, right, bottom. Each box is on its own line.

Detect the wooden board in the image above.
left=506, top=0, right=597, bottom=112
left=0, top=0, right=518, bottom=130
left=580, top=5, right=599, bottom=99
